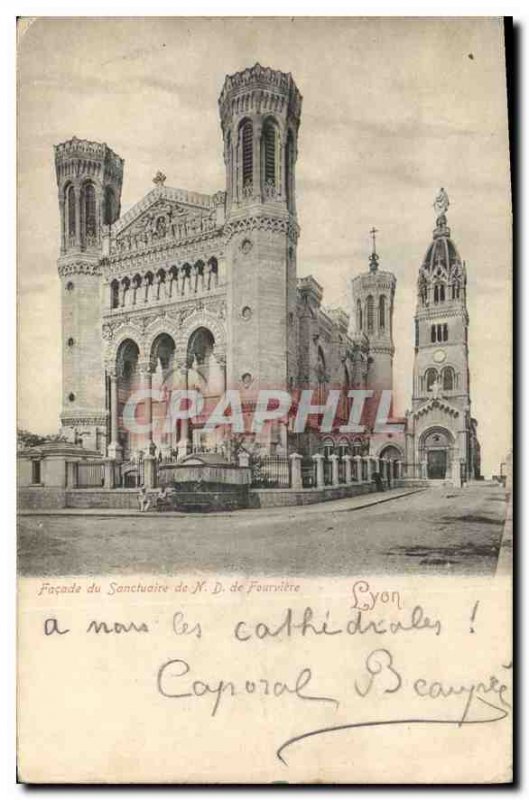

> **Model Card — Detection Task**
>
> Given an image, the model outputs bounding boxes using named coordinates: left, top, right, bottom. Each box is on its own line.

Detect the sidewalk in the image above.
left=18, top=486, right=425, bottom=520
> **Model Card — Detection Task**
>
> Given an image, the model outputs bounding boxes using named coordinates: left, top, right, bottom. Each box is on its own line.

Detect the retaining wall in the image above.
left=19, top=481, right=408, bottom=512
left=18, top=488, right=67, bottom=510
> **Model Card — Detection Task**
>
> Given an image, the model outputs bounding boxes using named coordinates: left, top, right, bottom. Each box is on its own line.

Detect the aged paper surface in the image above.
left=17, top=17, right=512, bottom=784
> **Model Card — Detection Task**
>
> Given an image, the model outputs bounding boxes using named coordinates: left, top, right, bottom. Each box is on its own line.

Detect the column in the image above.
left=329, top=454, right=340, bottom=486
left=312, top=453, right=325, bottom=488
left=343, top=454, right=352, bottom=484
left=238, top=451, right=250, bottom=468
left=103, top=457, right=116, bottom=489
left=365, top=456, right=373, bottom=481
left=354, top=455, right=362, bottom=482
left=139, top=363, right=153, bottom=451
left=107, top=372, right=122, bottom=461
left=143, top=455, right=156, bottom=489
left=289, top=453, right=303, bottom=489
left=452, top=457, right=462, bottom=488
left=66, top=459, right=79, bottom=489
left=396, top=460, right=402, bottom=479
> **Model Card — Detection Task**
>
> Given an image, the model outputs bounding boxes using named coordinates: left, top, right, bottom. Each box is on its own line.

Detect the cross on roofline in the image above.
left=370, top=226, right=378, bottom=254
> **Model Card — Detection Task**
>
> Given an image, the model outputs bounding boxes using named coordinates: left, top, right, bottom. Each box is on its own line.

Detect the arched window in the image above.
left=425, top=368, right=438, bottom=392
left=316, top=346, right=326, bottom=381
left=440, top=285, right=445, bottom=302
left=286, top=129, right=295, bottom=209
left=442, top=367, right=455, bottom=390
left=322, top=438, right=334, bottom=459
left=240, top=119, right=253, bottom=190
left=452, top=282, right=460, bottom=300
left=262, top=118, right=278, bottom=191
left=435, top=323, right=448, bottom=343
left=187, top=327, right=216, bottom=386
left=434, top=285, right=439, bottom=303
left=352, top=438, right=363, bottom=456
left=207, top=257, right=218, bottom=289
left=83, top=183, right=97, bottom=243
left=104, top=187, right=115, bottom=226
left=67, top=185, right=76, bottom=241
left=117, top=339, right=139, bottom=384
left=132, top=274, right=142, bottom=304
left=151, top=333, right=176, bottom=374
left=366, top=295, right=374, bottom=333
left=379, top=295, right=386, bottom=331
left=121, top=276, right=130, bottom=306
left=431, top=324, right=437, bottom=343
left=110, top=280, right=119, bottom=309
left=356, top=299, right=363, bottom=332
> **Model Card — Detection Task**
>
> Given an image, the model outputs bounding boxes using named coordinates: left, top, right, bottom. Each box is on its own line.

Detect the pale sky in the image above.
left=17, top=17, right=511, bottom=475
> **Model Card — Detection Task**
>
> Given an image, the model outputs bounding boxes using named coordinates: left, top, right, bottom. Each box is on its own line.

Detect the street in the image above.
left=18, top=483, right=507, bottom=577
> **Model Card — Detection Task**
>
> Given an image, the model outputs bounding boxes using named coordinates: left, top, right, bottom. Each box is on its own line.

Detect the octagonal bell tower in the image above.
left=54, top=137, right=123, bottom=451
left=350, top=229, right=396, bottom=393
left=219, top=64, right=302, bottom=399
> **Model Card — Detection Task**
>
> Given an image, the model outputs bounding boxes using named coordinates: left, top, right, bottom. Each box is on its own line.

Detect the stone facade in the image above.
left=53, top=65, right=479, bottom=484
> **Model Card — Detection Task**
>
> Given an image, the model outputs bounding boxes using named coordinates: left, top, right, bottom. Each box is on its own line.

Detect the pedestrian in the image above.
left=155, top=485, right=170, bottom=512
left=373, top=471, right=383, bottom=492
left=138, top=484, right=151, bottom=512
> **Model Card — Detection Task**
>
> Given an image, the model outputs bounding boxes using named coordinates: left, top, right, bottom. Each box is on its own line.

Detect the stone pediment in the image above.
left=110, top=187, right=226, bottom=257
left=413, top=396, right=460, bottom=420
left=114, top=188, right=217, bottom=238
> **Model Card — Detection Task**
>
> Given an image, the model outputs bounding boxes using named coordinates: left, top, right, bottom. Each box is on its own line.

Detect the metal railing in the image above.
left=77, top=461, right=104, bottom=488
left=251, top=456, right=290, bottom=488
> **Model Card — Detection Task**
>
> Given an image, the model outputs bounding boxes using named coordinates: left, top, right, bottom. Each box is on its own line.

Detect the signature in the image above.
left=276, top=649, right=511, bottom=765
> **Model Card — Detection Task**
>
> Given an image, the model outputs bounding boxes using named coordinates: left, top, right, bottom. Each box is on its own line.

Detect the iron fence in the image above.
left=301, top=457, right=316, bottom=488
left=77, top=461, right=104, bottom=488
left=157, top=463, right=180, bottom=487
left=251, top=456, right=290, bottom=488
left=120, top=460, right=144, bottom=488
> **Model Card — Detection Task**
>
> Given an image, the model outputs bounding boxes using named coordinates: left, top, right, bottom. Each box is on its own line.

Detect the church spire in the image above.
left=369, top=226, right=379, bottom=272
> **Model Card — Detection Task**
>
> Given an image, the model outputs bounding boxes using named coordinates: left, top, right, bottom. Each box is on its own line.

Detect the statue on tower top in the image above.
left=433, top=187, right=449, bottom=219
left=153, top=171, right=167, bottom=187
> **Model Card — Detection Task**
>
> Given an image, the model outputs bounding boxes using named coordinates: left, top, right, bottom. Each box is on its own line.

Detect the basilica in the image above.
left=54, top=63, right=480, bottom=484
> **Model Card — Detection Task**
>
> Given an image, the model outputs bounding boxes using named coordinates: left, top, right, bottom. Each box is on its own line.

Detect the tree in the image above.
left=17, top=429, right=67, bottom=450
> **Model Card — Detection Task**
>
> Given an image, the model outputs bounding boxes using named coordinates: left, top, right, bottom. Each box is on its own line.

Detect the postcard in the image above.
left=17, top=17, right=513, bottom=784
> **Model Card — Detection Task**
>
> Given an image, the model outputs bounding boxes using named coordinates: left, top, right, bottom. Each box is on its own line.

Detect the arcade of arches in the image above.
left=109, top=327, right=225, bottom=460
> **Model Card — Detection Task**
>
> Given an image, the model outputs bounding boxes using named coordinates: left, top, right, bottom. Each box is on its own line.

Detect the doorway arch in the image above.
left=419, top=427, right=454, bottom=480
